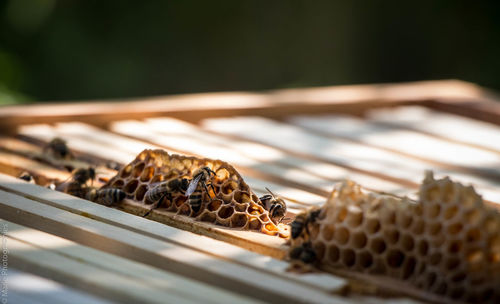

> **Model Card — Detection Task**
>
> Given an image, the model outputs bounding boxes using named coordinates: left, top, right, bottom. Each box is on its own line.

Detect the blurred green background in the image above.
left=1, top=1, right=500, bottom=104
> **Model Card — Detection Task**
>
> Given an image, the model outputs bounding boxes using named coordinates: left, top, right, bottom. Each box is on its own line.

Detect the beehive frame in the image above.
left=1, top=79, right=500, bottom=304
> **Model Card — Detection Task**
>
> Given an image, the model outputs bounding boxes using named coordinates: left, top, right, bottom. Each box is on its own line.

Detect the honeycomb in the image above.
left=289, top=171, right=500, bottom=303
left=103, top=149, right=285, bottom=237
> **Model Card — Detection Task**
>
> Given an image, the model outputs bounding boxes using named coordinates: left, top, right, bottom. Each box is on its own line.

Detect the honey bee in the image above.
left=185, top=167, right=217, bottom=213
left=291, top=207, right=321, bottom=239
left=44, top=137, right=73, bottom=159
left=289, top=242, right=317, bottom=264
left=18, top=171, right=35, bottom=184
left=259, top=187, right=287, bottom=225
left=86, top=188, right=126, bottom=206
left=143, top=177, right=190, bottom=217
left=56, top=167, right=96, bottom=197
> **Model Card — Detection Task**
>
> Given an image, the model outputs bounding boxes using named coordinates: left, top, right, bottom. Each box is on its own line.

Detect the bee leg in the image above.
left=209, top=183, right=217, bottom=198
left=203, top=182, right=215, bottom=201
left=143, top=193, right=170, bottom=217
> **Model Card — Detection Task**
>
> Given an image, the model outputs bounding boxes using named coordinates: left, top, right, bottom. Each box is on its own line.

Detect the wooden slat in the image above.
left=0, top=80, right=483, bottom=129
left=290, top=114, right=500, bottom=176
left=6, top=237, right=197, bottom=304
left=4, top=220, right=258, bottom=304
left=289, top=114, right=500, bottom=205
left=0, top=175, right=349, bottom=300
left=8, top=268, right=113, bottom=304
left=367, top=105, right=500, bottom=153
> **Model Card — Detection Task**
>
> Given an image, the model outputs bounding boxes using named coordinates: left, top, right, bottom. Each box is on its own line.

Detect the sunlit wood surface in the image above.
left=0, top=79, right=499, bottom=303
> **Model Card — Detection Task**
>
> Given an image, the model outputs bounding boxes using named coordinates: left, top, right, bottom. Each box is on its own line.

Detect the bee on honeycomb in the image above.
left=102, top=149, right=287, bottom=237
left=289, top=171, right=500, bottom=303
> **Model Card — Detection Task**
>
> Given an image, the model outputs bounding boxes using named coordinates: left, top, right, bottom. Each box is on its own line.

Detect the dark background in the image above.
left=1, top=1, right=499, bottom=104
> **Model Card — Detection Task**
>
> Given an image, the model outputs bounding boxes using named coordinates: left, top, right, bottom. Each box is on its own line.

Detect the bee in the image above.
left=44, top=137, right=73, bottom=159
left=143, top=178, right=190, bottom=217
left=185, top=166, right=217, bottom=213
left=18, top=171, right=35, bottom=184
left=71, top=167, right=96, bottom=186
left=291, top=207, right=321, bottom=239
left=56, top=167, right=96, bottom=197
left=289, top=242, right=317, bottom=264
left=259, top=187, right=287, bottom=224
left=86, top=188, right=126, bottom=206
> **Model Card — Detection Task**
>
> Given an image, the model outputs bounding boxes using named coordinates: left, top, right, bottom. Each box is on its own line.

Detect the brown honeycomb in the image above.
left=103, top=149, right=285, bottom=237
left=289, top=171, right=500, bottom=303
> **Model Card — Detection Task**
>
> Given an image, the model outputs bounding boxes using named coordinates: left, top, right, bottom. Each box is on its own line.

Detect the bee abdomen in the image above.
left=291, top=220, right=305, bottom=239
left=189, top=191, right=203, bottom=212
left=96, top=188, right=126, bottom=206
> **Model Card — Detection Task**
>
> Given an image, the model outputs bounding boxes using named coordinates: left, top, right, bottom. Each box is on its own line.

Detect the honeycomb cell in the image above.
left=321, top=224, right=335, bottom=241
left=397, top=211, right=412, bottom=229
left=248, top=217, right=262, bottom=231
left=231, top=213, right=248, bottom=228
left=417, top=239, right=429, bottom=256
left=447, top=240, right=462, bottom=254
left=135, top=184, right=148, bottom=201
left=207, top=199, right=222, bottom=212
left=381, top=208, right=396, bottom=225
left=429, top=252, right=442, bottom=266
left=411, top=219, right=425, bottom=235
left=124, top=180, right=139, bottom=194
left=111, top=179, right=125, bottom=188
left=327, top=245, right=340, bottom=263
left=346, top=208, right=363, bottom=228
left=447, top=222, right=463, bottom=235
left=444, top=205, right=459, bottom=220
left=386, top=249, right=404, bottom=268
left=218, top=205, right=234, bottom=219
left=445, top=257, right=460, bottom=271
left=351, top=231, right=367, bottom=249
left=466, top=228, right=481, bottom=243
left=140, top=166, right=155, bottom=182
left=365, top=218, right=381, bottom=234
left=334, top=227, right=350, bottom=245
left=200, top=211, right=216, bottom=223
left=150, top=174, right=164, bottom=184
left=120, top=165, right=132, bottom=178
left=215, top=168, right=230, bottom=181
left=132, top=162, right=145, bottom=178
left=428, top=222, right=442, bottom=236
left=402, top=256, right=416, bottom=280
left=426, top=203, right=441, bottom=219
left=383, top=229, right=400, bottom=245
left=336, top=206, right=347, bottom=223
left=341, top=248, right=356, bottom=267
left=400, top=234, right=415, bottom=251
left=370, top=238, right=387, bottom=254
left=221, top=180, right=238, bottom=195
left=233, top=190, right=251, bottom=204
left=313, top=242, right=326, bottom=260
left=357, top=250, right=373, bottom=268
left=450, top=271, right=466, bottom=283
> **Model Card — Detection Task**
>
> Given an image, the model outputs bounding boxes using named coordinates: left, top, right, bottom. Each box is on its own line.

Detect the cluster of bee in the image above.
left=289, top=207, right=321, bottom=264
left=19, top=138, right=126, bottom=206
left=143, top=166, right=288, bottom=225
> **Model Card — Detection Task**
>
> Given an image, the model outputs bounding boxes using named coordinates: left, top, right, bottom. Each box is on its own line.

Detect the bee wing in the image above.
left=185, top=174, right=202, bottom=196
